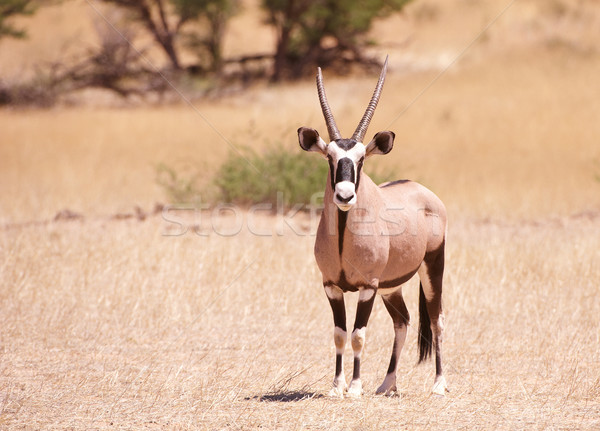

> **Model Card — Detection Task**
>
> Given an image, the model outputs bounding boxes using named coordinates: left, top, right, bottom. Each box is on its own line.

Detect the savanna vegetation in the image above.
left=1, top=0, right=599, bottom=429
left=0, top=0, right=413, bottom=106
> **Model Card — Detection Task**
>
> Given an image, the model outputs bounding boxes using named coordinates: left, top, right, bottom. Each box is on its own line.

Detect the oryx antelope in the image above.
left=297, top=57, right=448, bottom=397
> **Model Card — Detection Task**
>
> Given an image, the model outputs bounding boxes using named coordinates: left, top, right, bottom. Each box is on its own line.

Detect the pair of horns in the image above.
left=316, top=55, right=388, bottom=143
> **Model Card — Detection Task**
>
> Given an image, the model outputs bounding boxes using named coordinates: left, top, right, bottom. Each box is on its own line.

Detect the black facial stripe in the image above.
left=327, top=156, right=335, bottom=191
left=335, top=157, right=355, bottom=184
left=356, top=158, right=364, bottom=190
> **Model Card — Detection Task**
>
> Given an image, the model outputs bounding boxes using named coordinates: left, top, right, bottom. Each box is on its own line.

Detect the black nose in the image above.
left=336, top=193, right=353, bottom=203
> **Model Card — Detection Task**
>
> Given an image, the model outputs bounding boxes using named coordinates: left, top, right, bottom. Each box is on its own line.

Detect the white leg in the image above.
left=347, top=327, right=366, bottom=397
left=329, top=326, right=347, bottom=398
left=347, top=288, right=376, bottom=398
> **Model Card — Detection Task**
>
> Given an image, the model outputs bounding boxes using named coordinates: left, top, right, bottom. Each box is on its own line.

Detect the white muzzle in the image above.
left=334, top=181, right=357, bottom=211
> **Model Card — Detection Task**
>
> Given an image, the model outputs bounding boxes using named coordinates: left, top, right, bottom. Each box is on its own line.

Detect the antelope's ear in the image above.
left=366, top=131, right=395, bottom=157
left=298, top=127, right=328, bottom=156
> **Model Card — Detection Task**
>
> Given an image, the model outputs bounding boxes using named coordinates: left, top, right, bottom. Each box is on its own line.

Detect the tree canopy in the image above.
left=263, top=0, right=413, bottom=80
left=1, top=0, right=414, bottom=105
left=98, top=0, right=239, bottom=72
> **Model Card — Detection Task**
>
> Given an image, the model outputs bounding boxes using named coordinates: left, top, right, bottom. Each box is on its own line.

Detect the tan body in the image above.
left=316, top=172, right=446, bottom=293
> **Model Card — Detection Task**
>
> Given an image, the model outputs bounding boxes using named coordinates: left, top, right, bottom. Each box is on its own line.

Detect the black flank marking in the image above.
left=327, top=271, right=359, bottom=293
left=335, top=138, right=358, bottom=151
left=337, top=209, right=347, bottom=256
left=379, top=267, right=419, bottom=289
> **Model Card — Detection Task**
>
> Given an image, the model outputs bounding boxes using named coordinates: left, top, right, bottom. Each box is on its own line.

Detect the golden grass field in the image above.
left=1, top=0, right=600, bottom=429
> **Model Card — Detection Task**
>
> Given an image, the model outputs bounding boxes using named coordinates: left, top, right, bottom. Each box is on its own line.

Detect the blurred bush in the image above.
left=157, top=145, right=396, bottom=208
left=214, top=146, right=329, bottom=207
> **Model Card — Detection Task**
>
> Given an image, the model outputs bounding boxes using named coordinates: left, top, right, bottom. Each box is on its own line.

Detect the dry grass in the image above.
left=1, top=214, right=599, bottom=429
left=1, top=0, right=600, bottom=429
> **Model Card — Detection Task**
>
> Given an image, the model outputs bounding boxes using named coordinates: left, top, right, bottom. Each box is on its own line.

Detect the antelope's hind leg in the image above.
left=376, top=289, right=409, bottom=396
left=419, top=244, right=449, bottom=396
left=324, top=285, right=347, bottom=397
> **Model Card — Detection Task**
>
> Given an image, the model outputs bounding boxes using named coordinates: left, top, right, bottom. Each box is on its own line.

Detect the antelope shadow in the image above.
left=246, top=391, right=324, bottom=403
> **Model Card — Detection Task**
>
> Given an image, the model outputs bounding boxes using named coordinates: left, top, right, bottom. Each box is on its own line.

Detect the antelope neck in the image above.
left=323, top=170, right=380, bottom=255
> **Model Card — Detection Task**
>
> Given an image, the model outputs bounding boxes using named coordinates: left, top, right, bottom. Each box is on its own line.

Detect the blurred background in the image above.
left=1, top=0, right=600, bottom=222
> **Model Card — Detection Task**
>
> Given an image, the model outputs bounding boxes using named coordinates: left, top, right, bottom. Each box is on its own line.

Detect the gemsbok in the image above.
left=297, top=57, right=448, bottom=397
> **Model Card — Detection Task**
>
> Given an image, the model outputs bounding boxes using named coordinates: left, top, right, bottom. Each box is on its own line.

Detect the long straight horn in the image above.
left=352, top=56, right=388, bottom=142
left=317, top=67, right=341, bottom=142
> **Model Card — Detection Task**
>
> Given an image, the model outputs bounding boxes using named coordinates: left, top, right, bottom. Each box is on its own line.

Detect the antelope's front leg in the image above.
left=348, top=288, right=376, bottom=397
left=325, top=285, right=347, bottom=397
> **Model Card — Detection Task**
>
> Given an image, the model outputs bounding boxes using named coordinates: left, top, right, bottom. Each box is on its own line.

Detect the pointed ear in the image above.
left=298, top=127, right=328, bottom=156
left=366, top=131, right=395, bottom=157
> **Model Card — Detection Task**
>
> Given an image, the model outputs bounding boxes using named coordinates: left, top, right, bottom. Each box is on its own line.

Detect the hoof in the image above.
left=328, top=384, right=346, bottom=399
left=328, top=387, right=345, bottom=398
left=432, top=376, right=449, bottom=397
left=346, top=381, right=363, bottom=398
left=376, top=385, right=398, bottom=397
left=376, top=374, right=397, bottom=396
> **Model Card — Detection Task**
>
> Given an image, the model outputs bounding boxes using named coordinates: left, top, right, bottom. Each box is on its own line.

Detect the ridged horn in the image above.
left=316, top=67, right=341, bottom=142
left=352, top=56, right=388, bottom=142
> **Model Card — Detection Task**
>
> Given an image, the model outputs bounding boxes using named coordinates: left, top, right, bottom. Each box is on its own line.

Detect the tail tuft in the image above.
left=418, top=282, right=433, bottom=363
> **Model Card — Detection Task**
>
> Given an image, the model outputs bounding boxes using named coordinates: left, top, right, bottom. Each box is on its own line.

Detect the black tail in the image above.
left=418, top=282, right=433, bottom=363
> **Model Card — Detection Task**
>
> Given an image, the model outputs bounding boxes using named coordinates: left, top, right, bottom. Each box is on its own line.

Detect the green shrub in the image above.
left=156, top=145, right=397, bottom=208
left=214, top=145, right=396, bottom=207
left=214, top=146, right=328, bottom=207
